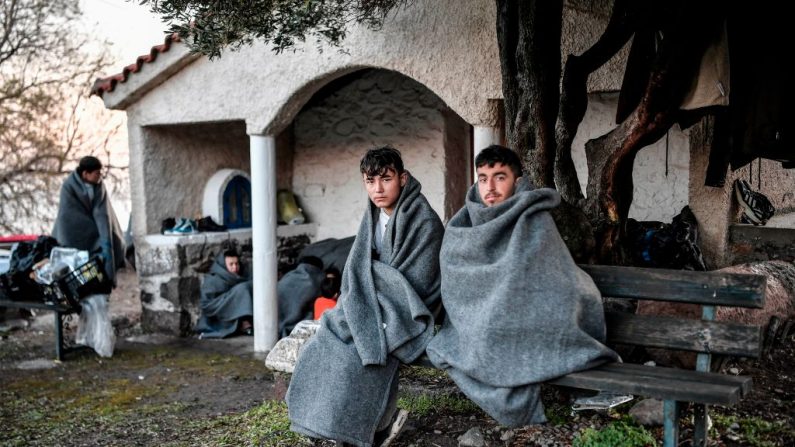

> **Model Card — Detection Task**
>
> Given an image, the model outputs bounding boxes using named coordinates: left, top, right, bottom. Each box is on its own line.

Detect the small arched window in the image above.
left=203, top=169, right=252, bottom=230
left=222, top=175, right=252, bottom=229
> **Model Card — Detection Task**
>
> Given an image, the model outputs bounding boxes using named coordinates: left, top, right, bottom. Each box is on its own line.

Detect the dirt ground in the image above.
left=1, top=268, right=793, bottom=446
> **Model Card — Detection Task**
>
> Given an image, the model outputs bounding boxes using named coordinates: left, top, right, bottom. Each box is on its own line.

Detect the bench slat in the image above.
left=0, top=299, right=73, bottom=313
left=550, top=363, right=752, bottom=405
left=605, top=311, right=763, bottom=358
left=581, top=265, right=766, bottom=308
left=590, top=363, right=753, bottom=396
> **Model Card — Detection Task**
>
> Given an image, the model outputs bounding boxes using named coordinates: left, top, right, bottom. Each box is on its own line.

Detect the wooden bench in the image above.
left=417, top=265, right=767, bottom=447
left=0, top=298, right=83, bottom=361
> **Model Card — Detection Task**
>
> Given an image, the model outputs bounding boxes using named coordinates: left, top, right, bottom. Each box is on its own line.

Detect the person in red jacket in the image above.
left=313, top=267, right=341, bottom=320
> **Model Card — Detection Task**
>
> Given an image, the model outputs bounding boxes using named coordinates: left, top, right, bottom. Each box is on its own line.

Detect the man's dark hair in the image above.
left=475, top=145, right=522, bottom=178
left=360, top=146, right=404, bottom=177
left=77, top=156, right=102, bottom=175
left=320, top=267, right=341, bottom=298
left=223, top=249, right=239, bottom=258
left=298, top=255, right=323, bottom=270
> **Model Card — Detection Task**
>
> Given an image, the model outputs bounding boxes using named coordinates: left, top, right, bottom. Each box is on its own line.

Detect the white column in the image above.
left=473, top=125, right=503, bottom=175
left=250, top=134, right=278, bottom=352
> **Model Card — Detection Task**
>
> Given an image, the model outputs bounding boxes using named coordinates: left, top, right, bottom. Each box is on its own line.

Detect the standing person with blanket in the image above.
left=426, top=145, right=619, bottom=427
left=52, top=156, right=125, bottom=285
left=287, top=147, right=444, bottom=447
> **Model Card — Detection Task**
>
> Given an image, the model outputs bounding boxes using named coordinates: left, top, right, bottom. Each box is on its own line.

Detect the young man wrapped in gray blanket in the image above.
left=426, top=145, right=619, bottom=427
left=287, top=147, right=444, bottom=447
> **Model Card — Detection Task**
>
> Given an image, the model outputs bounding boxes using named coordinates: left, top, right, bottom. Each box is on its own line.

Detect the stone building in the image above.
left=92, top=0, right=795, bottom=349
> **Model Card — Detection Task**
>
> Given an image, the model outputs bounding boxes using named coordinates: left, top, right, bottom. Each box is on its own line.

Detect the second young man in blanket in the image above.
left=426, top=145, right=619, bottom=427
left=287, top=147, right=444, bottom=447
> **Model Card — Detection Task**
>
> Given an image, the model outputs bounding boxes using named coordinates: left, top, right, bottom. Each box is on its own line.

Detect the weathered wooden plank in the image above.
left=580, top=265, right=766, bottom=308
left=588, top=363, right=753, bottom=397
left=0, top=299, right=72, bottom=313
left=605, top=312, right=763, bottom=358
left=550, top=364, right=748, bottom=405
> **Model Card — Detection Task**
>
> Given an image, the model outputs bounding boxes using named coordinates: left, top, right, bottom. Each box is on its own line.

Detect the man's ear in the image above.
left=514, top=176, right=522, bottom=186
left=400, top=171, right=408, bottom=187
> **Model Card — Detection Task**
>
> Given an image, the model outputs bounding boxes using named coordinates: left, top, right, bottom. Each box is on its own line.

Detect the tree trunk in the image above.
left=496, top=0, right=561, bottom=189
left=583, top=1, right=717, bottom=263
left=555, top=0, right=638, bottom=208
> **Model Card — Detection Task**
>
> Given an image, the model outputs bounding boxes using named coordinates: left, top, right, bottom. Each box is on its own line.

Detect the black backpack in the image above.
left=0, top=235, right=59, bottom=301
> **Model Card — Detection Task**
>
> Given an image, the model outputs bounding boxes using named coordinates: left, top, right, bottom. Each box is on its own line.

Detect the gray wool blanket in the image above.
left=287, top=174, right=444, bottom=446
left=278, top=262, right=324, bottom=338
left=52, top=171, right=125, bottom=284
left=195, top=254, right=253, bottom=338
left=425, top=180, right=619, bottom=427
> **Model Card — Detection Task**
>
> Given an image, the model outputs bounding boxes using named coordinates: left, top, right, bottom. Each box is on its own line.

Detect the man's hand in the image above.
left=100, top=240, right=113, bottom=267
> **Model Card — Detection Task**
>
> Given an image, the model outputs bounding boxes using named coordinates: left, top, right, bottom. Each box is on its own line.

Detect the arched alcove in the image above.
left=202, top=169, right=252, bottom=229
left=286, top=68, right=472, bottom=239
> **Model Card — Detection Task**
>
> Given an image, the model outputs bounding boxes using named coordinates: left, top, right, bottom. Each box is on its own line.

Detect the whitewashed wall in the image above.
left=292, top=70, right=451, bottom=240
left=571, top=93, right=691, bottom=222
left=138, top=121, right=250, bottom=233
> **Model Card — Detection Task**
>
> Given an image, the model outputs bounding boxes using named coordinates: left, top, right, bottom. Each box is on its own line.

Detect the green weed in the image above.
left=398, top=392, right=481, bottom=417
left=187, top=400, right=311, bottom=447
left=711, top=413, right=793, bottom=447
left=573, top=418, right=657, bottom=447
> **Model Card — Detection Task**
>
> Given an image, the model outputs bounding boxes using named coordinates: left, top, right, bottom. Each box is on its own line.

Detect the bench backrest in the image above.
left=581, top=265, right=767, bottom=359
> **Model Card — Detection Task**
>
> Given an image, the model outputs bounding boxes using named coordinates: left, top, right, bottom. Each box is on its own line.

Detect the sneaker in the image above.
left=160, top=217, right=177, bottom=234
left=165, top=218, right=198, bottom=235
left=373, top=409, right=408, bottom=447
left=734, top=179, right=775, bottom=225
left=197, top=216, right=227, bottom=232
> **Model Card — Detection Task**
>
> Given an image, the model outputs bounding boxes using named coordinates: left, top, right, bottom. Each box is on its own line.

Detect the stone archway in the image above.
left=282, top=68, right=473, bottom=240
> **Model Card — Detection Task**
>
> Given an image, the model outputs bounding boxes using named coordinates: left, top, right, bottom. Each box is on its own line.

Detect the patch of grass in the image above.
left=544, top=401, right=572, bottom=426
left=400, top=365, right=449, bottom=381
left=712, top=413, right=793, bottom=447
left=0, top=345, right=271, bottom=446
left=573, top=418, right=657, bottom=447
left=397, top=392, right=481, bottom=417
left=182, top=400, right=312, bottom=447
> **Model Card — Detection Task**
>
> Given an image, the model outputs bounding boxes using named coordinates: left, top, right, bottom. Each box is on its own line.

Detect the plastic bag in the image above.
left=34, top=247, right=89, bottom=284
left=50, top=247, right=89, bottom=271
left=76, top=294, right=116, bottom=357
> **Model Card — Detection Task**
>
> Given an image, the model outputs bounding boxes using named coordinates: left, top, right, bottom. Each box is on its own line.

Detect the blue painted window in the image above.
left=222, top=175, right=252, bottom=229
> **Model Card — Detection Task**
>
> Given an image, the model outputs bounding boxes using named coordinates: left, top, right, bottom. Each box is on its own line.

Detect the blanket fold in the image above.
left=278, top=262, right=324, bottom=338
left=426, top=180, right=619, bottom=427
left=287, top=174, right=443, bottom=446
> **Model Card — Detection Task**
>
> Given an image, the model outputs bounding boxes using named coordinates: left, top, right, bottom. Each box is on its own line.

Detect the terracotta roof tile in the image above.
left=90, top=33, right=182, bottom=97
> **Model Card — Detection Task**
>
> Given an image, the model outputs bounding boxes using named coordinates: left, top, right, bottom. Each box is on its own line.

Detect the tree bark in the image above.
left=555, top=0, right=639, bottom=207
left=496, top=0, right=562, bottom=189
left=584, top=1, right=716, bottom=263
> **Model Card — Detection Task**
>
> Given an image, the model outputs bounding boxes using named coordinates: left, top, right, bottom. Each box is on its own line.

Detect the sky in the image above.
left=81, top=0, right=170, bottom=68
left=77, top=1, right=170, bottom=230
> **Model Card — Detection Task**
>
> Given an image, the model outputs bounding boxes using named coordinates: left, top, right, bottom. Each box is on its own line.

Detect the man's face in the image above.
left=81, top=169, right=103, bottom=185
left=224, top=256, right=241, bottom=275
left=477, top=162, right=520, bottom=206
left=363, top=167, right=407, bottom=215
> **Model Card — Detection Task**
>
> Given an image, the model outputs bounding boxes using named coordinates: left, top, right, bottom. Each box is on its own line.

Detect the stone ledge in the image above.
left=264, top=320, right=319, bottom=373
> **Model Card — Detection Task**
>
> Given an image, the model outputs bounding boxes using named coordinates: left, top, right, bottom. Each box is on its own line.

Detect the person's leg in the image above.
left=238, top=316, right=253, bottom=335
left=373, top=369, right=407, bottom=447
left=376, top=370, right=399, bottom=430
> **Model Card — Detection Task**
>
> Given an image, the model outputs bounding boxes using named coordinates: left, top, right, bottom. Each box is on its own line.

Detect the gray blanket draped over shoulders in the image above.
left=195, top=254, right=253, bottom=339
left=278, top=262, right=324, bottom=338
left=52, top=171, right=125, bottom=283
left=426, top=180, right=619, bottom=427
left=287, top=174, right=443, bottom=446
